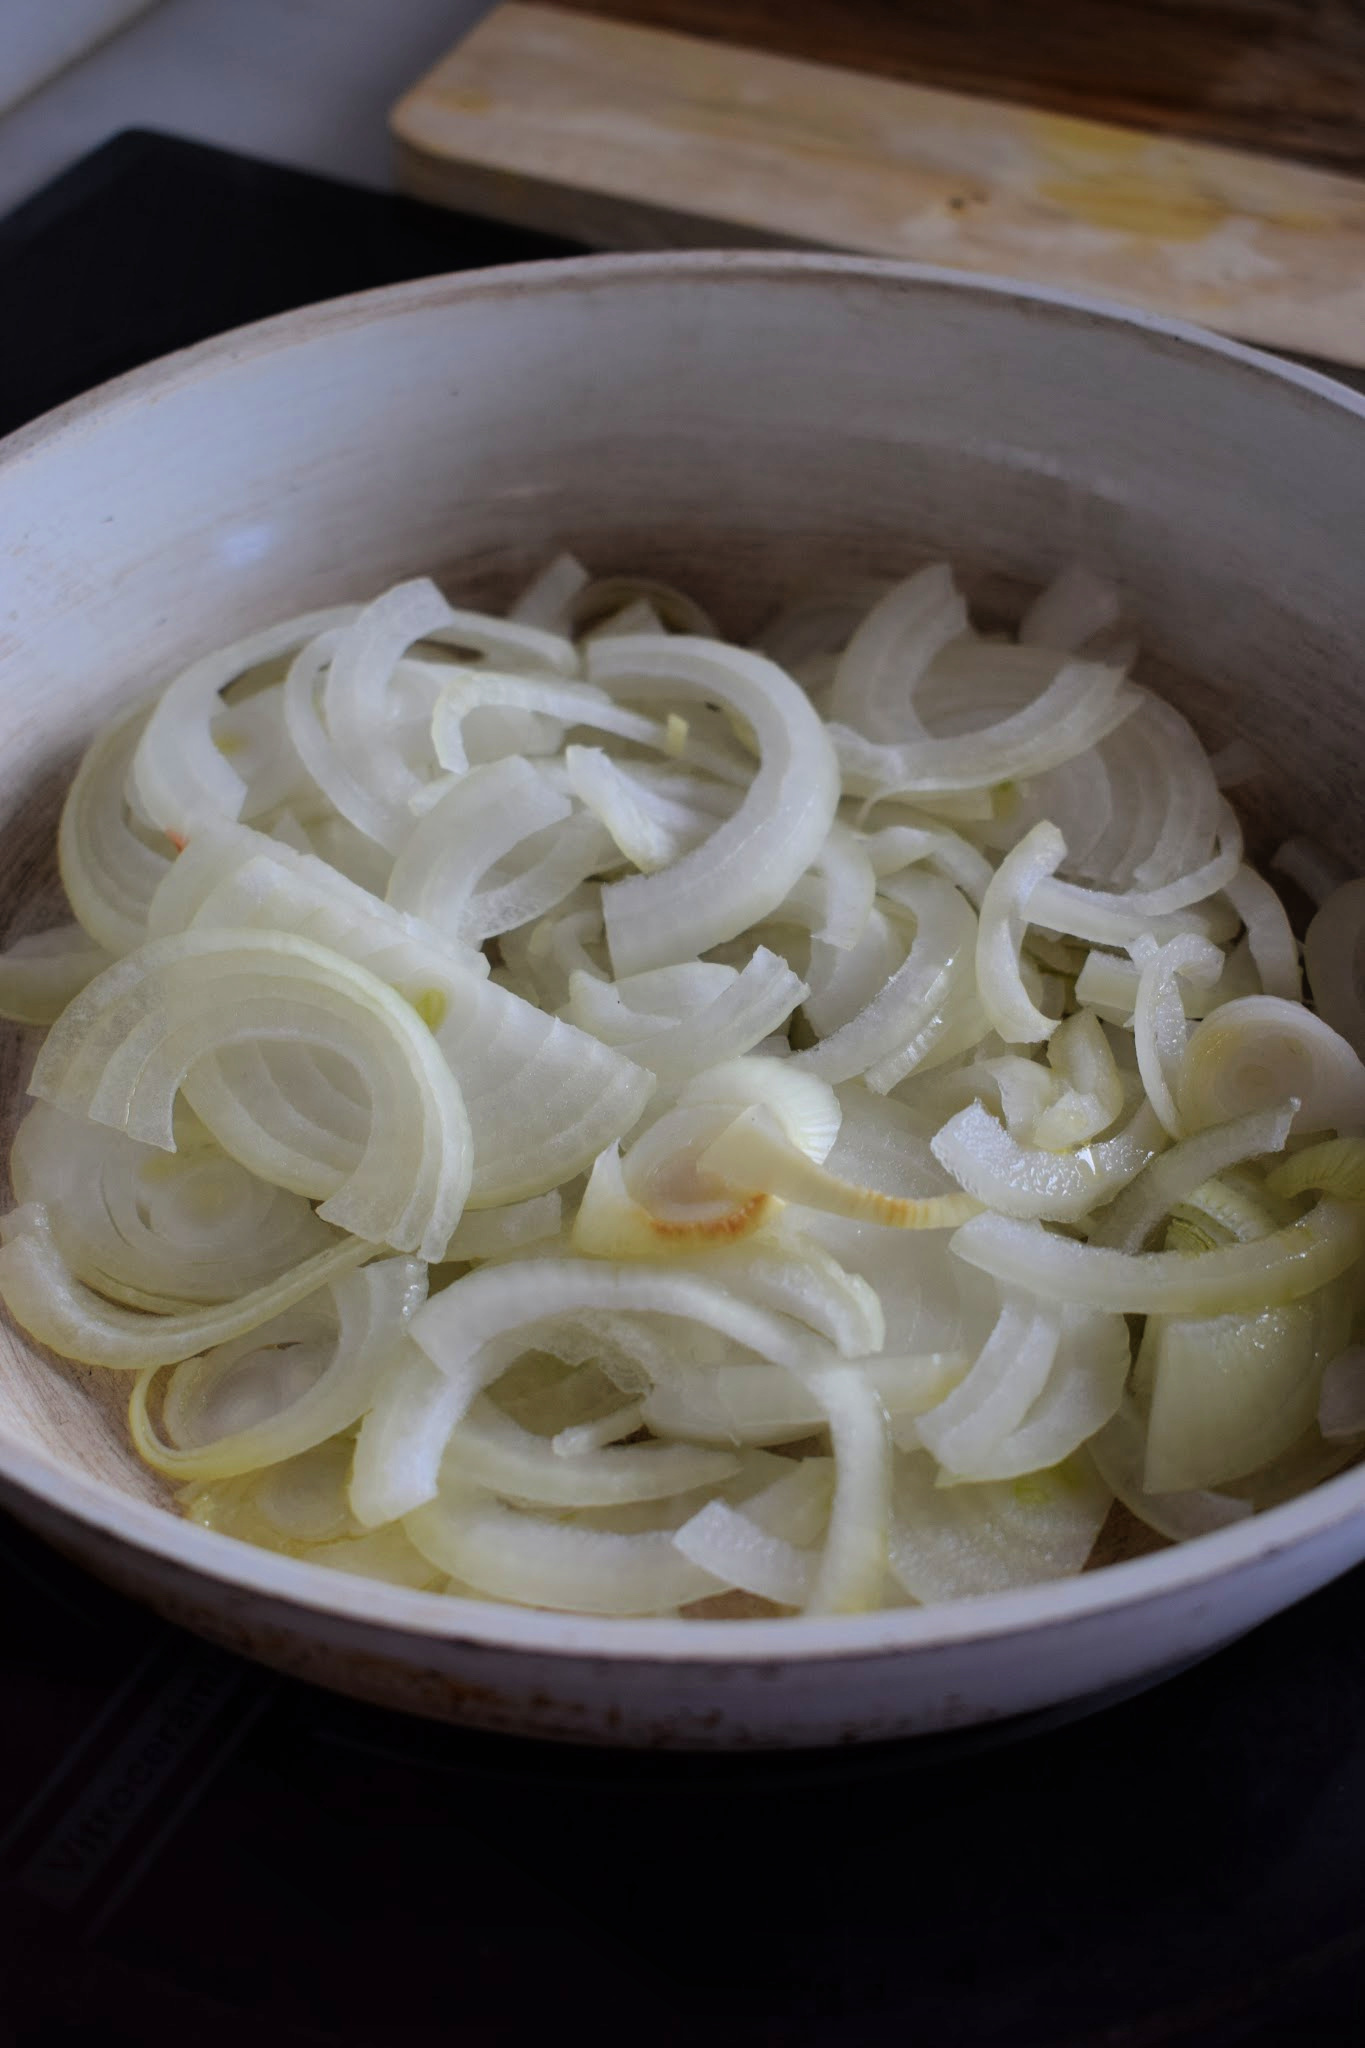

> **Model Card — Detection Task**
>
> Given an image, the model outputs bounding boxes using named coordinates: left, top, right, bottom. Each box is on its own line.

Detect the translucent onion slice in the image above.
left=355, top=1259, right=840, bottom=1523
left=1304, top=879, right=1365, bottom=1060
left=915, top=1294, right=1062, bottom=1475
left=432, top=669, right=662, bottom=776
left=1177, top=996, right=1365, bottom=1137
left=508, top=551, right=590, bottom=632
left=801, top=907, right=902, bottom=1038
left=700, top=1104, right=981, bottom=1229
left=1267, top=1136, right=1365, bottom=1205
left=1143, top=1300, right=1321, bottom=1494
left=0, top=926, right=111, bottom=1026
left=1223, top=866, right=1301, bottom=1003
left=58, top=699, right=174, bottom=953
left=888, top=1449, right=1112, bottom=1601
left=950, top=1200, right=1365, bottom=1315
left=788, top=1364, right=893, bottom=1615
left=640, top=1353, right=968, bottom=1446
left=825, top=564, right=969, bottom=742
left=1133, top=932, right=1224, bottom=1137
left=775, top=823, right=877, bottom=951
left=930, top=1098, right=1165, bottom=1222
left=573, top=1140, right=778, bottom=1257
left=384, top=757, right=572, bottom=942
left=565, top=948, right=807, bottom=1089
left=586, top=635, right=840, bottom=975
left=11, top=1101, right=335, bottom=1309
left=403, top=1489, right=727, bottom=1616
left=829, top=660, right=1139, bottom=797
left=439, top=1396, right=740, bottom=1506
left=1090, top=1102, right=1296, bottom=1253
left=1089, top=1400, right=1253, bottom=1543
left=934, top=1305, right=1130, bottom=1481
left=131, top=607, right=361, bottom=837
left=129, top=1255, right=425, bottom=1479
left=975, top=823, right=1067, bottom=1044
left=30, top=929, right=472, bottom=1259
left=1029, top=1009, right=1125, bottom=1150
left=672, top=1493, right=818, bottom=1609
left=563, top=744, right=700, bottom=873
left=0, top=1206, right=372, bottom=1369
left=794, top=874, right=977, bottom=1086
left=865, top=819, right=994, bottom=907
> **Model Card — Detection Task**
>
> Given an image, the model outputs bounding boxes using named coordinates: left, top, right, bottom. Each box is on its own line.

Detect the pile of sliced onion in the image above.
left=2, top=554, right=1363, bottom=1619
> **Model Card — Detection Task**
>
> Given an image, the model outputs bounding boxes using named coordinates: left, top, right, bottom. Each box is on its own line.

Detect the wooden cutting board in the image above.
left=391, top=0, right=1365, bottom=368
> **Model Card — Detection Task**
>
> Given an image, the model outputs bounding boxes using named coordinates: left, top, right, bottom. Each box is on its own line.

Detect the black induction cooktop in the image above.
left=1, top=131, right=1363, bottom=2048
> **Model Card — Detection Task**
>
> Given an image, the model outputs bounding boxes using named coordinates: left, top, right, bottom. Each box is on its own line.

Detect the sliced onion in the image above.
left=915, top=1293, right=1062, bottom=1477
left=565, top=947, right=806, bottom=1088
left=794, top=874, right=977, bottom=1085
left=1178, top=996, right=1365, bottom=1137
left=701, top=1104, right=980, bottom=1229
left=132, top=607, right=361, bottom=837
left=1090, top=1101, right=1296, bottom=1252
left=939, top=1306, right=1129, bottom=1482
left=1018, top=563, right=1122, bottom=652
left=59, top=698, right=174, bottom=953
left=975, top=822, right=1067, bottom=1044
left=1223, top=865, right=1301, bottom=1002
left=931, top=1099, right=1166, bottom=1222
left=587, top=636, right=840, bottom=975
left=384, top=757, right=573, bottom=942
left=0, top=925, right=111, bottom=1026
left=1133, top=933, right=1224, bottom=1137
left=798, top=1364, right=893, bottom=1614
left=30, top=929, right=472, bottom=1259
left=825, top=564, right=969, bottom=741
left=1030, top=1009, right=1125, bottom=1150
left=888, top=1448, right=1112, bottom=1601
left=0, top=1205, right=372, bottom=1369
left=1089, top=1400, right=1253, bottom=1542
left=1143, top=1300, right=1320, bottom=1493
left=440, top=1395, right=739, bottom=1506
left=830, top=660, right=1139, bottom=798
left=129, top=1255, right=424, bottom=1479
left=951, top=1200, right=1365, bottom=1315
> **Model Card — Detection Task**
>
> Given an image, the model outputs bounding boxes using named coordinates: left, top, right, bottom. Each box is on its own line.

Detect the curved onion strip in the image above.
left=641, top=1353, right=966, bottom=1446
left=825, top=564, right=969, bottom=742
left=440, top=1396, right=740, bottom=1506
left=587, top=635, right=840, bottom=975
left=976, top=822, right=1067, bottom=1044
left=915, top=1296, right=1062, bottom=1475
left=889, top=1449, right=1112, bottom=1601
left=1090, top=1401, right=1253, bottom=1542
left=11, top=1101, right=335, bottom=1309
left=1133, top=933, right=1223, bottom=1137
left=563, top=744, right=694, bottom=873
left=866, top=820, right=994, bottom=907
left=574, top=950, right=808, bottom=1091
left=672, top=1495, right=816, bottom=1609
left=132, top=608, right=360, bottom=837
left=30, top=929, right=472, bottom=1259
left=1304, top=879, right=1365, bottom=1060
left=930, top=1099, right=1165, bottom=1222
left=1177, top=996, right=1365, bottom=1137
left=795, top=874, right=977, bottom=1085
left=830, top=660, right=1139, bottom=797
left=59, top=699, right=174, bottom=953
left=0, top=925, right=112, bottom=1026
left=1028, top=1010, right=1125, bottom=1150
left=1223, top=866, right=1301, bottom=1002
left=384, top=757, right=572, bottom=941
left=1028, top=805, right=1243, bottom=952
left=350, top=1259, right=842, bottom=1524
left=432, top=669, right=661, bottom=775
left=1267, top=1136, right=1365, bottom=1205
left=946, top=1307, right=1128, bottom=1483
left=950, top=1200, right=1365, bottom=1314
left=701, top=1105, right=981, bottom=1229
left=129, top=1256, right=424, bottom=1479
left=0, top=1208, right=372, bottom=1369
left=462, top=811, right=618, bottom=943
left=802, top=906, right=903, bottom=1039
left=797, top=1364, right=893, bottom=1614
left=775, top=824, right=877, bottom=951
left=1090, top=1102, right=1296, bottom=1253
left=404, top=1490, right=726, bottom=1615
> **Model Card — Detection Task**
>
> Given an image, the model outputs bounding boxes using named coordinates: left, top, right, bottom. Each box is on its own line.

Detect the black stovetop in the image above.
left=2, top=131, right=1363, bottom=2048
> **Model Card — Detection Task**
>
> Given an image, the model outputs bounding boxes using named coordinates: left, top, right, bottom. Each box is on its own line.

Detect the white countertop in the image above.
left=0, top=0, right=491, bottom=218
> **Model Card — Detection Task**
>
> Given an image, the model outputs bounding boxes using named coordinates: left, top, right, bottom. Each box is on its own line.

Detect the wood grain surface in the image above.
left=392, top=3, right=1365, bottom=364
left=539, top=0, right=1365, bottom=173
